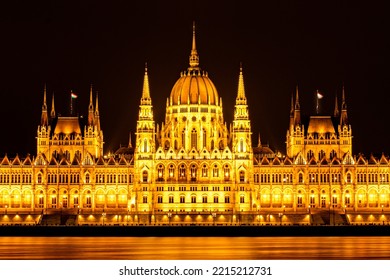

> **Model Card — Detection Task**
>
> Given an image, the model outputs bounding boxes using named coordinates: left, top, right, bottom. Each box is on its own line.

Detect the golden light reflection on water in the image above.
left=1, top=236, right=390, bottom=260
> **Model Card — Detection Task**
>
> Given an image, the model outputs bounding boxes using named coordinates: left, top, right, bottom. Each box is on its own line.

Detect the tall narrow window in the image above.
left=179, top=164, right=186, bottom=180
left=239, top=171, right=245, bottom=182
left=181, top=129, right=186, bottom=148
left=142, top=170, right=148, bottom=182
left=202, top=129, right=207, bottom=148
left=202, top=165, right=208, bottom=177
left=191, top=128, right=197, bottom=149
left=190, top=164, right=197, bottom=181
left=213, top=165, right=219, bottom=177
left=143, top=139, right=148, bottom=152
left=239, top=139, right=244, bottom=152
left=157, top=165, right=164, bottom=181
left=224, top=165, right=230, bottom=181
left=168, top=165, right=175, bottom=179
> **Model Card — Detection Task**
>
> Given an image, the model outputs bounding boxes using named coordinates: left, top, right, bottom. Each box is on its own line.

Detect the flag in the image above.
left=71, top=91, right=78, bottom=99
left=316, top=91, right=323, bottom=99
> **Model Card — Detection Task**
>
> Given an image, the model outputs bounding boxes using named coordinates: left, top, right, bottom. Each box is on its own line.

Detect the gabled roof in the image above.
left=96, top=156, right=105, bottom=165
left=54, top=116, right=82, bottom=134
left=59, top=157, right=69, bottom=166
left=379, top=154, right=388, bottom=165
left=107, top=156, right=116, bottom=165
left=48, top=157, right=58, bottom=166
left=261, top=156, right=270, bottom=165
left=12, top=154, right=21, bottom=165
left=283, top=156, right=293, bottom=165
left=308, top=156, right=317, bottom=165
left=118, top=155, right=127, bottom=165
left=307, top=116, right=336, bottom=134
left=71, top=155, right=80, bottom=166
left=356, top=154, right=366, bottom=165
left=368, top=154, right=377, bottom=165
left=1, top=155, right=10, bottom=165
left=272, top=156, right=281, bottom=165
left=23, top=155, right=32, bottom=165
left=320, top=157, right=329, bottom=165
left=331, top=157, right=340, bottom=165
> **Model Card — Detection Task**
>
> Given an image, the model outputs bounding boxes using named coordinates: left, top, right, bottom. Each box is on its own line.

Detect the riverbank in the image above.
left=1, top=224, right=390, bottom=237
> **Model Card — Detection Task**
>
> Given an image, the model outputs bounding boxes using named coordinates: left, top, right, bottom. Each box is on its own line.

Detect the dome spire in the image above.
left=188, top=21, right=200, bottom=70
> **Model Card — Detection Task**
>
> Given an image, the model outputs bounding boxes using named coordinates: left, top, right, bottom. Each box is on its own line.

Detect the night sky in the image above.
left=0, top=1, right=389, bottom=157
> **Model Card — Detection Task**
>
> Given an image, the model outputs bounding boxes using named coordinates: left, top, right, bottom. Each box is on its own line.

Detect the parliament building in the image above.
left=0, top=25, right=389, bottom=226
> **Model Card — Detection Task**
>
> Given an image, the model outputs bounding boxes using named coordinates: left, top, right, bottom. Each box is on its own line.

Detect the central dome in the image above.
left=170, top=70, right=219, bottom=105
left=169, top=23, right=219, bottom=106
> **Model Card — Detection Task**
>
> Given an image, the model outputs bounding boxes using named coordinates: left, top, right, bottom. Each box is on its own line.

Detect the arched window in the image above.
left=298, top=173, right=303, bottom=183
left=85, top=173, right=90, bottom=184
left=307, top=150, right=314, bottom=160
left=168, top=165, right=175, bottom=179
left=330, top=150, right=337, bottom=159
left=319, top=150, right=325, bottom=160
left=142, top=170, right=148, bottom=182
left=191, top=128, right=197, bottom=149
left=179, top=164, right=186, bottom=180
left=224, top=165, right=230, bottom=181
left=190, top=164, right=197, bottom=181
left=37, top=174, right=42, bottom=184
left=213, top=165, right=219, bottom=177
left=346, top=173, right=352, bottom=183
left=157, top=165, right=164, bottom=181
left=202, top=165, right=208, bottom=177
left=239, top=170, right=245, bottom=182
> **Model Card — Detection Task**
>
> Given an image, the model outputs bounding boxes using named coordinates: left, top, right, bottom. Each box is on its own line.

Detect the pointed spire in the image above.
left=333, top=94, right=339, bottom=117
left=188, top=21, right=200, bottom=70
left=88, top=84, right=95, bottom=126
left=50, top=93, right=56, bottom=119
left=294, top=85, right=300, bottom=110
left=257, top=133, right=262, bottom=147
left=293, top=85, right=301, bottom=126
left=141, top=63, right=152, bottom=105
left=341, top=84, right=347, bottom=110
left=43, top=83, right=47, bottom=108
left=94, top=91, right=101, bottom=131
left=128, top=132, right=132, bottom=148
left=95, top=91, right=99, bottom=115
left=236, top=63, right=247, bottom=105
left=40, top=84, right=48, bottom=126
left=340, top=84, right=348, bottom=126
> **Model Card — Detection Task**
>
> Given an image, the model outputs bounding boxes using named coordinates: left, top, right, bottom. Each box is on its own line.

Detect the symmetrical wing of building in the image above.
left=0, top=25, right=388, bottom=225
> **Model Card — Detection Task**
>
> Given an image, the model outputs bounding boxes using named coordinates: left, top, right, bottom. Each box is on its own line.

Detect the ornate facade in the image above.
left=0, top=25, right=389, bottom=225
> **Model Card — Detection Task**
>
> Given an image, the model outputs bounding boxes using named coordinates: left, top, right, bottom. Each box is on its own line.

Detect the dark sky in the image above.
left=0, top=1, right=389, bottom=157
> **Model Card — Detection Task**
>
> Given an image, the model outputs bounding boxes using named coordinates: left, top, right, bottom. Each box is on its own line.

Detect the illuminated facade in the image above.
left=0, top=25, right=389, bottom=225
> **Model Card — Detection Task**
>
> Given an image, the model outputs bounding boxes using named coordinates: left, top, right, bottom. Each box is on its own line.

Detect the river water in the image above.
left=1, top=236, right=390, bottom=259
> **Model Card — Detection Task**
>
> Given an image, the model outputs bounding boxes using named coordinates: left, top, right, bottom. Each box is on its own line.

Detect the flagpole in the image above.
left=316, top=90, right=319, bottom=115
left=70, top=91, right=73, bottom=116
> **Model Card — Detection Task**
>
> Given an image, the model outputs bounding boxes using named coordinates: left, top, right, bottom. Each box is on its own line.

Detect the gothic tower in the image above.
left=134, top=64, right=156, bottom=211
left=37, top=85, right=51, bottom=156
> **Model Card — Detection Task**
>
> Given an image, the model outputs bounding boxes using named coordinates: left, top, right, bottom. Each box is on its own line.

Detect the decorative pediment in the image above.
left=294, top=152, right=306, bottom=165
left=283, top=156, right=293, bottom=165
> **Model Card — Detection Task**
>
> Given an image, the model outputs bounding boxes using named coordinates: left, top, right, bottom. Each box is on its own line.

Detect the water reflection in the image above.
left=1, top=236, right=390, bottom=260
